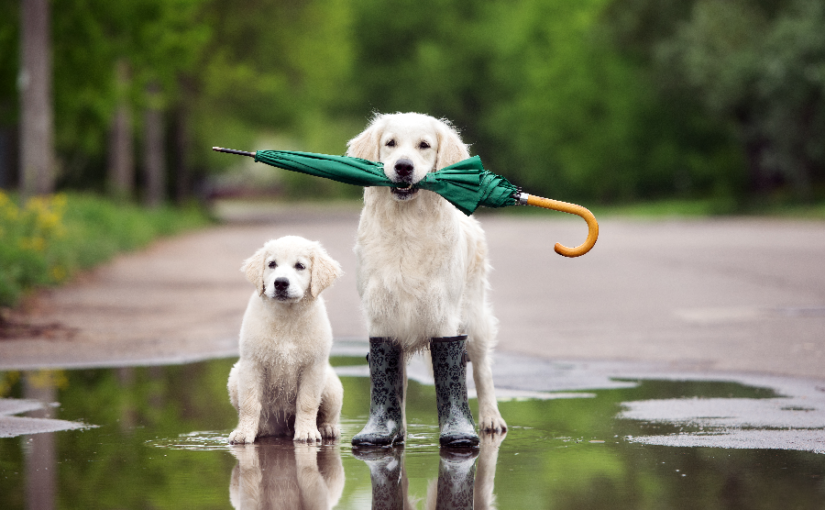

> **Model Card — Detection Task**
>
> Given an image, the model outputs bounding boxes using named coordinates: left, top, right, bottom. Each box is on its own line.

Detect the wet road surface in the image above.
left=1, top=353, right=824, bottom=509
left=1, top=204, right=824, bottom=507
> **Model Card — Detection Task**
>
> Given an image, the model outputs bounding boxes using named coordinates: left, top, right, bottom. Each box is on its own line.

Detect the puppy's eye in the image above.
left=294, top=263, right=305, bottom=270
left=419, top=141, right=431, bottom=149
left=268, top=261, right=277, bottom=269
left=385, top=139, right=396, bottom=147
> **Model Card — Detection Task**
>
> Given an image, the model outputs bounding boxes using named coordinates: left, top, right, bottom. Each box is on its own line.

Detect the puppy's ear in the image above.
left=241, top=247, right=267, bottom=296
left=310, top=245, right=343, bottom=298
left=346, top=115, right=383, bottom=161
left=436, top=119, right=471, bottom=170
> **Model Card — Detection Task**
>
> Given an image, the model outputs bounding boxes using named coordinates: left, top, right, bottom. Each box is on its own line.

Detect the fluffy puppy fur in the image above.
left=228, top=236, right=344, bottom=443
left=347, top=112, right=507, bottom=433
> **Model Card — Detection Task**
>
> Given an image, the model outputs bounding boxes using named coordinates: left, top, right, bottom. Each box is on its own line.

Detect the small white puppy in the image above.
left=228, top=236, right=344, bottom=443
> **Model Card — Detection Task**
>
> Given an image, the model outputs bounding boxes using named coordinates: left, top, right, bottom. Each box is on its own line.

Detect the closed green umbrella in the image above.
left=213, top=147, right=598, bottom=257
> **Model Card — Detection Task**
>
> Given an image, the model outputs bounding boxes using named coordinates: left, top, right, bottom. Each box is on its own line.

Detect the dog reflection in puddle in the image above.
left=356, top=431, right=506, bottom=510
left=228, top=433, right=504, bottom=509
left=229, top=439, right=345, bottom=509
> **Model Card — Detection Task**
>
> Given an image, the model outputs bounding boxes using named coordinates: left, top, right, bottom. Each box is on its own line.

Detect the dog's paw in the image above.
left=228, top=428, right=256, bottom=444
left=318, top=423, right=340, bottom=439
left=480, top=428, right=508, bottom=447
left=293, top=426, right=322, bottom=442
left=478, top=411, right=508, bottom=434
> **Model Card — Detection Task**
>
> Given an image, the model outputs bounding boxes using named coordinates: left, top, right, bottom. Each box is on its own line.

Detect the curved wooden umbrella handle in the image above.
left=519, top=193, right=599, bottom=257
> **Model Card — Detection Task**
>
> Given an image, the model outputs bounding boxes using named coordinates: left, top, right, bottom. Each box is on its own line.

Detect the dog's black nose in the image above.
left=274, top=278, right=290, bottom=290
left=394, top=159, right=414, bottom=178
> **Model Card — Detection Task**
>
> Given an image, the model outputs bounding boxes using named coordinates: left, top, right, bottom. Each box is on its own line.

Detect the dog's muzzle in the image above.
left=390, top=158, right=419, bottom=199
left=273, top=277, right=290, bottom=300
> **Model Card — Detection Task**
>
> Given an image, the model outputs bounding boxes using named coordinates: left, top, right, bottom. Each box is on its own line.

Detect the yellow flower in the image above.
left=26, top=370, right=69, bottom=391
left=20, top=236, right=45, bottom=252
left=51, top=193, right=68, bottom=210
left=51, top=265, right=66, bottom=281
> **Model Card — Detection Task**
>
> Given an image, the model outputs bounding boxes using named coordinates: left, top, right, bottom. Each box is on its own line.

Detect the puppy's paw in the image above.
left=318, top=423, right=340, bottom=439
left=228, top=428, right=256, bottom=444
left=478, top=410, right=508, bottom=434
left=293, top=425, right=322, bottom=442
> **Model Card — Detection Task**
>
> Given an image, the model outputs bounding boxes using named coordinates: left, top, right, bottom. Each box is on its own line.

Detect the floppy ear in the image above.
left=346, top=115, right=383, bottom=161
left=436, top=119, right=471, bottom=170
left=241, top=247, right=267, bottom=296
left=310, top=245, right=343, bottom=298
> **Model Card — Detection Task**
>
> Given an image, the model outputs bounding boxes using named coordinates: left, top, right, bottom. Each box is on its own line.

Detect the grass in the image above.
left=0, top=191, right=213, bottom=308
left=498, top=196, right=825, bottom=219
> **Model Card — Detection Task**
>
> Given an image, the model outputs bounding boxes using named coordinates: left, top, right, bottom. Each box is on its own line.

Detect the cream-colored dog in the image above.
left=348, top=112, right=507, bottom=433
left=228, top=236, right=344, bottom=443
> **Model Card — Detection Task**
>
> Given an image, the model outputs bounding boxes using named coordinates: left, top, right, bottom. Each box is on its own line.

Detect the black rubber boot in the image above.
left=352, top=338, right=405, bottom=446
left=431, top=336, right=480, bottom=447
left=436, top=448, right=479, bottom=510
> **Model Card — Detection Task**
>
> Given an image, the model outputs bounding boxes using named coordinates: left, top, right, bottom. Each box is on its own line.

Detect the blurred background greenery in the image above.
left=1, top=0, right=823, bottom=205
left=2, top=0, right=824, bottom=308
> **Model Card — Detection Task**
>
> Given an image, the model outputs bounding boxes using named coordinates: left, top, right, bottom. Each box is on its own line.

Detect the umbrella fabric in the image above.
left=253, top=150, right=518, bottom=215
left=254, top=150, right=389, bottom=188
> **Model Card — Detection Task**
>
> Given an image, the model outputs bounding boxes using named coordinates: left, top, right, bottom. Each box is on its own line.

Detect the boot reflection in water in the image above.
left=353, top=446, right=408, bottom=510
left=430, top=449, right=478, bottom=510
left=355, top=431, right=506, bottom=510
left=229, top=439, right=344, bottom=509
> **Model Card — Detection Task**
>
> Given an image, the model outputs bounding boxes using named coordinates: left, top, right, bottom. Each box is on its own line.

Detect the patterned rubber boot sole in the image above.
left=352, top=338, right=405, bottom=446
left=431, top=336, right=480, bottom=447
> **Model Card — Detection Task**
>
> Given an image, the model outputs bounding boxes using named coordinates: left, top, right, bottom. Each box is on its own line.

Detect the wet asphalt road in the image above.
left=2, top=202, right=823, bottom=377
left=1, top=202, right=824, bottom=447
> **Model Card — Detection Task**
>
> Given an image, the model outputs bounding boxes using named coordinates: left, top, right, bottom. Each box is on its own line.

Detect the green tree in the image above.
left=609, top=0, right=825, bottom=200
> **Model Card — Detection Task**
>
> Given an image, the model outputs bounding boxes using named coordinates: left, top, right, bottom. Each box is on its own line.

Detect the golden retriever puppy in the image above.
left=348, top=112, right=506, bottom=446
left=228, top=236, right=343, bottom=443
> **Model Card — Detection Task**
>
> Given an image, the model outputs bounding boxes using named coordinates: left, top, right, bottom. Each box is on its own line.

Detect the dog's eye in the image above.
left=268, top=261, right=277, bottom=269
left=385, top=139, right=396, bottom=147
left=419, top=141, right=431, bottom=149
left=294, top=263, right=305, bottom=270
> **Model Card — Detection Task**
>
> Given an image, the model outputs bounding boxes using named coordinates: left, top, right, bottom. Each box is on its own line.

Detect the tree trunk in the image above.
left=173, top=106, right=189, bottom=205
left=108, top=61, right=134, bottom=200
left=143, top=84, right=164, bottom=208
left=19, top=0, right=54, bottom=198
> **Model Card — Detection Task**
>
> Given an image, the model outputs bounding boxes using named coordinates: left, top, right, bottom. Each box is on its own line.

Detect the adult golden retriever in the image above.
left=348, top=112, right=507, bottom=436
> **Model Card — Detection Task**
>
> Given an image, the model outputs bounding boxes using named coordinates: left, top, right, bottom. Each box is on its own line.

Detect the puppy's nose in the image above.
left=394, top=159, right=414, bottom=179
left=274, top=277, right=290, bottom=290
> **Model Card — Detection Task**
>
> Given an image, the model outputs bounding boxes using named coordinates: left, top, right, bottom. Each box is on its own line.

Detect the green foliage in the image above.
left=609, top=0, right=825, bottom=201
left=1, top=0, right=823, bottom=204
left=0, top=192, right=210, bottom=308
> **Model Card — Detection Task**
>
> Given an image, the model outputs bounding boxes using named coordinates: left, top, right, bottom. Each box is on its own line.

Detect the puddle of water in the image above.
left=1, top=357, right=824, bottom=509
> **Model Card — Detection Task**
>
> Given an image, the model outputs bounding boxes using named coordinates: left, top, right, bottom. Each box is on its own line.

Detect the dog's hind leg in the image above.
left=464, top=294, right=507, bottom=434
left=351, top=338, right=405, bottom=446
left=228, top=362, right=240, bottom=411
left=431, top=335, right=479, bottom=447
left=317, top=366, right=343, bottom=439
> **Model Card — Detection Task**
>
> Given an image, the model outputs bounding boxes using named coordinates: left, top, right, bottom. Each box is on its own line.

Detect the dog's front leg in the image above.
left=294, top=362, right=325, bottom=442
left=229, top=360, right=264, bottom=444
